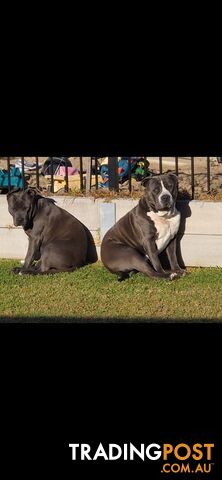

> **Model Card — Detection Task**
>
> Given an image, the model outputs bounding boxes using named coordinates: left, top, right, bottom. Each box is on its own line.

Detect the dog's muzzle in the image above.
left=159, top=194, right=173, bottom=209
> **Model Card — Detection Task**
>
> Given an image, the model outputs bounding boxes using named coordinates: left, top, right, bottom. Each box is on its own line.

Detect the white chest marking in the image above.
left=147, top=209, right=181, bottom=253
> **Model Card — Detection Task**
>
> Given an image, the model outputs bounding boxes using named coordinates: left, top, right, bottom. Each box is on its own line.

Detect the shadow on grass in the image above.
left=1, top=315, right=222, bottom=323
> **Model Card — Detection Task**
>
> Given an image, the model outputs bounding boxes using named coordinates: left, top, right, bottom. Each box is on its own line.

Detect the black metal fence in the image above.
left=106, top=157, right=215, bottom=198
left=0, top=157, right=221, bottom=199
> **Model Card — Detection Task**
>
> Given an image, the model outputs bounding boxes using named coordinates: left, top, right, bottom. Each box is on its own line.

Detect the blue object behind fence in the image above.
left=0, top=167, right=24, bottom=189
left=99, top=158, right=138, bottom=188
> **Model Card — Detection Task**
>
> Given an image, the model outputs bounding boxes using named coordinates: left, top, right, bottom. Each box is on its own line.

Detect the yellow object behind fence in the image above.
left=45, top=174, right=102, bottom=192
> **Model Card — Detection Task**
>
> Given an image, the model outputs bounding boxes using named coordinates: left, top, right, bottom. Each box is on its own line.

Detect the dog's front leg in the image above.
left=12, top=238, right=40, bottom=273
left=165, top=237, right=186, bottom=275
left=143, top=239, right=167, bottom=274
left=143, top=240, right=178, bottom=280
left=23, top=238, right=41, bottom=268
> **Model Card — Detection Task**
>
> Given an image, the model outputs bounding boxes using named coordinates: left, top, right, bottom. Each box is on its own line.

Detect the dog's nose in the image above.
left=161, top=194, right=171, bottom=203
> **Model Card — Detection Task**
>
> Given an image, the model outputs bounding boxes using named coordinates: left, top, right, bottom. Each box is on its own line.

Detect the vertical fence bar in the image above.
left=159, top=156, right=163, bottom=174
left=79, top=156, right=84, bottom=191
left=175, top=156, right=179, bottom=176
left=65, top=159, right=69, bottom=193
left=128, top=158, right=132, bottom=192
left=86, top=158, right=92, bottom=192
left=191, top=156, right=195, bottom=199
left=36, top=157, right=39, bottom=189
left=21, top=157, right=25, bottom=190
left=50, top=157, right=54, bottom=193
left=7, top=157, right=11, bottom=191
left=108, top=157, right=119, bottom=191
left=207, top=156, right=211, bottom=192
left=95, top=157, right=98, bottom=189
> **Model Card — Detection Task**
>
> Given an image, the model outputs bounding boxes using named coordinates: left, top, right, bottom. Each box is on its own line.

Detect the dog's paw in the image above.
left=169, top=272, right=178, bottom=280
left=117, top=273, right=129, bottom=282
left=12, top=267, right=22, bottom=274
left=175, top=268, right=188, bottom=277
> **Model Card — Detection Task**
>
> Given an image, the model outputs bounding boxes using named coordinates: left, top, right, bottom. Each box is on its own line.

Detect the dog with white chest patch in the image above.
left=101, top=173, right=185, bottom=280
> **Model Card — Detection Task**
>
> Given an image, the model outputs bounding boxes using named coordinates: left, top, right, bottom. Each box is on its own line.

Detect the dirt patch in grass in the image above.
left=0, top=260, right=222, bottom=322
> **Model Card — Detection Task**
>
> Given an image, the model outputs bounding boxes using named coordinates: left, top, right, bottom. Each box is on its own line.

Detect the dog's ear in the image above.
left=26, top=187, right=38, bottom=197
left=7, top=188, right=21, bottom=198
left=165, top=172, right=178, bottom=179
left=166, top=172, right=178, bottom=183
left=141, top=176, right=152, bottom=187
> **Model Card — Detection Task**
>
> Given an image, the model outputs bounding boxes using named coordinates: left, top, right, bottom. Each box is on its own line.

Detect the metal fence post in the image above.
left=207, top=157, right=211, bottom=192
left=36, top=157, right=40, bottom=189
left=128, top=158, right=132, bottom=192
left=191, top=157, right=195, bottom=199
left=86, top=158, right=92, bottom=192
left=175, top=156, right=179, bottom=176
left=108, top=157, right=119, bottom=191
left=21, top=157, right=25, bottom=190
left=95, top=157, right=99, bottom=189
left=65, top=159, right=69, bottom=193
left=50, top=157, right=54, bottom=193
left=7, top=157, right=11, bottom=191
left=79, top=157, right=84, bottom=191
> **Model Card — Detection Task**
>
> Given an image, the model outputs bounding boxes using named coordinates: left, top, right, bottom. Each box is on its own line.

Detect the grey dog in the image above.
left=7, top=188, right=97, bottom=274
left=101, top=173, right=185, bottom=281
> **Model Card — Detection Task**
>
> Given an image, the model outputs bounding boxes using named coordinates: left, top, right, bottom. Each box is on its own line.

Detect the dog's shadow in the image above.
left=159, top=200, right=192, bottom=270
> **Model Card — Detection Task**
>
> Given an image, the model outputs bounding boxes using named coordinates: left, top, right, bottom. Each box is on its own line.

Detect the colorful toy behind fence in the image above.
left=98, top=157, right=150, bottom=188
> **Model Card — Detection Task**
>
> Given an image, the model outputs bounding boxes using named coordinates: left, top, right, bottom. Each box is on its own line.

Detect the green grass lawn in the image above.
left=0, top=259, right=222, bottom=321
